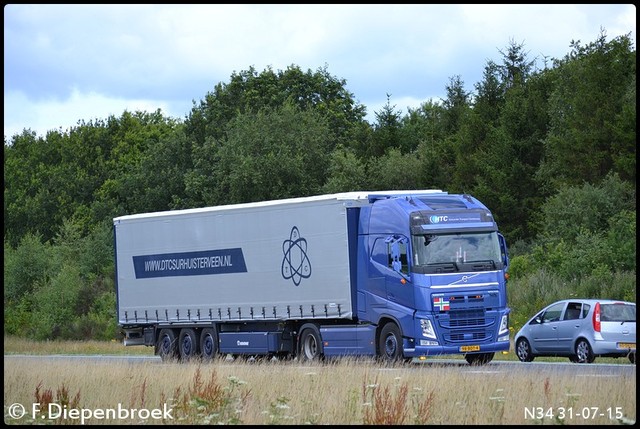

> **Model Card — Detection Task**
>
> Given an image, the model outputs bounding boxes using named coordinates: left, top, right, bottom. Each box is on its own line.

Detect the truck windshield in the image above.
left=412, top=232, right=502, bottom=268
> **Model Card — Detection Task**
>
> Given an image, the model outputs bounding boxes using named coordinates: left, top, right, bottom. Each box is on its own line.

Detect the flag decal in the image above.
left=433, top=297, right=450, bottom=311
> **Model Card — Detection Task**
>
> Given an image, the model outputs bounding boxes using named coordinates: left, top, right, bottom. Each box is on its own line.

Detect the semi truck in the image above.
left=114, top=190, right=511, bottom=365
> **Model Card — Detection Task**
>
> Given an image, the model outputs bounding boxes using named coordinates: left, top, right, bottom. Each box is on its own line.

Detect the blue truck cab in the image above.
left=344, top=191, right=511, bottom=364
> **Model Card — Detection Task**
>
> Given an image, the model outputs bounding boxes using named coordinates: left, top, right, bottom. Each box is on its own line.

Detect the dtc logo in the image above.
left=281, top=226, right=312, bottom=286
left=430, top=215, right=448, bottom=224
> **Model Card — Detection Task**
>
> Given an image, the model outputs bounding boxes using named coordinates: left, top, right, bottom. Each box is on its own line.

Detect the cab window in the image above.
left=385, top=235, right=409, bottom=275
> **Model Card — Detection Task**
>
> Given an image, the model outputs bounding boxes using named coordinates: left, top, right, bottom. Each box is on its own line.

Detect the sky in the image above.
left=4, top=4, right=636, bottom=140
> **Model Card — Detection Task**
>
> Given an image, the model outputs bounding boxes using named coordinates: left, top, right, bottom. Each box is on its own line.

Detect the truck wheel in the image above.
left=299, top=324, right=323, bottom=361
left=156, top=328, right=178, bottom=361
left=178, top=328, right=199, bottom=361
left=378, top=323, right=404, bottom=363
left=464, top=352, right=494, bottom=365
left=200, top=328, right=219, bottom=361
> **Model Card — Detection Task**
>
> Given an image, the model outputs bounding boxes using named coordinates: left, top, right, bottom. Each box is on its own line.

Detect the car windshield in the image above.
left=601, top=303, right=636, bottom=322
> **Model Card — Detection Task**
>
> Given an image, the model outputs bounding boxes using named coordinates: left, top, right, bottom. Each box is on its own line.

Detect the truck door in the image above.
left=383, top=235, right=414, bottom=309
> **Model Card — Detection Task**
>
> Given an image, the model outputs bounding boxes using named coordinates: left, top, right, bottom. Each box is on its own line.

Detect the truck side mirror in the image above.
left=498, top=233, right=509, bottom=270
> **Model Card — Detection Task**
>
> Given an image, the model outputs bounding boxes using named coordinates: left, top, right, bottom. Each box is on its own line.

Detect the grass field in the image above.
left=4, top=336, right=636, bottom=425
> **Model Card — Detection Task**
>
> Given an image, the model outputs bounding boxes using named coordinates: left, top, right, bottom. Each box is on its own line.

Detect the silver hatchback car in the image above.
left=515, top=299, right=636, bottom=364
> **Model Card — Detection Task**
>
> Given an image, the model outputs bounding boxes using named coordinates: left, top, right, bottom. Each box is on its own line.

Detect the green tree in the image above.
left=185, top=64, right=367, bottom=151
left=442, top=75, right=471, bottom=135
left=369, top=94, right=404, bottom=158
left=529, top=174, right=635, bottom=280
left=537, top=30, right=636, bottom=189
left=197, top=102, right=333, bottom=205
left=93, top=110, right=184, bottom=217
left=322, top=145, right=369, bottom=193
left=367, top=147, right=424, bottom=191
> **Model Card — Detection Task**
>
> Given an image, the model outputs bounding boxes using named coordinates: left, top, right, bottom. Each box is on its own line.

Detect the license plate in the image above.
left=460, top=345, right=480, bottom=352
left=618, top=342, right=636, bottom=349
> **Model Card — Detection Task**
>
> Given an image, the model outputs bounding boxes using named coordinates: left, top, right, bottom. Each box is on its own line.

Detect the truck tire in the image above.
left=200, top=328, right=219, bottom=361
left=178, top=328, right=199, bottom=361
left=156, top=328, right=178, bottom=361
left=299, top=324, right=323, bottom=361
left=464, top=352, right=494, bottom=365
left=378, top=323, right=404, bottom=363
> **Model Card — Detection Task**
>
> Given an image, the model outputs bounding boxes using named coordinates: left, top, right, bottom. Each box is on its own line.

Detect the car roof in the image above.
left=550, top=299, right=635, bottom=306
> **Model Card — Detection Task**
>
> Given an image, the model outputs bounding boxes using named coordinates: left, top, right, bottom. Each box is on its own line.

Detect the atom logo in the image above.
left=281, top=226, right=312, bottom=286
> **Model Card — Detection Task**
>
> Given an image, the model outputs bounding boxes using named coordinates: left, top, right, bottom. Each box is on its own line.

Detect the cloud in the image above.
left=4, top=4, right=636, bottom=139
left=4, top=88, right=173, bottom=139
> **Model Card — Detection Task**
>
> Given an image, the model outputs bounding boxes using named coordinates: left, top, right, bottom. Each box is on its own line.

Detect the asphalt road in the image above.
left=4, top=354, right=636, bottom=378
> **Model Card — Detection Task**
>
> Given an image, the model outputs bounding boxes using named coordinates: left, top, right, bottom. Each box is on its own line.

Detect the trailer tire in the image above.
left=378, top=323, right=404, bottom=363
left=298, top=324, right=323, bottom=361
left=200, top=328, right=219, bottom=361
left=156, top=328, right=178, bottom=361
left=178, top=328, right=199, bottom=361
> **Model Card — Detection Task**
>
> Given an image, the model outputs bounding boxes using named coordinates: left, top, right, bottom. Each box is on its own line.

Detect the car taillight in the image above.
left=593, top=302, right=601, bottom=332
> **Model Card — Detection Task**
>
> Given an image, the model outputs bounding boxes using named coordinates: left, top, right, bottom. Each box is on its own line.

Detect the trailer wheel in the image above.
left=178, top=328, right=199, bottom=361
left=156, top=328, right=178, bottom=361
left=378, top=323, right=404, bottom=363
left=200, top=328, right=219, bottom=361
left=299, top=324, right=323, bottom=361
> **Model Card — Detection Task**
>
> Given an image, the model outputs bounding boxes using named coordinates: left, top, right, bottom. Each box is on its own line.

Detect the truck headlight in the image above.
left=421, top=319, right=436, bottom=339
left=498, top=314, right=509, bottom=336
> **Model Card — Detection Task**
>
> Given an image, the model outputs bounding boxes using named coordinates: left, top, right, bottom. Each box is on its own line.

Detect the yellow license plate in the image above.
left=460, top=345, right=480, bottom=352
left=618, top=343, right=636, bottom=349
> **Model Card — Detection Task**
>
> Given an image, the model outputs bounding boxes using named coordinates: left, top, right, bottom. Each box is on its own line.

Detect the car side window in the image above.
left=581, top=304, right=590, bottom=319
left=542, top=302, right=565, bottom=323
left=563, top=302, right=582, bottom=320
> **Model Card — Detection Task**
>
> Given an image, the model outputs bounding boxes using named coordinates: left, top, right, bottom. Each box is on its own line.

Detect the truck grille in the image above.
left=448, top=332, right=489, bottom=342
left=442, top=309, right=486, bottom=328
left=438, top=309, right=495, bottom=344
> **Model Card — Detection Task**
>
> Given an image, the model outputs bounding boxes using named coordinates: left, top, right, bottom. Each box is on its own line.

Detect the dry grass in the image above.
left=4, top=336, right=154, bottom=356
left=4, top=352, right=636, bottom=425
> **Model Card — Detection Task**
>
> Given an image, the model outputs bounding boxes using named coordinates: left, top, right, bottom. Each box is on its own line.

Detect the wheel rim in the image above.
left=303, top=334, right=317, bottom=358
left=384, top=334, right=398, bottom=358
left=576, top=341, right=589, bottom=362
left=182, top=335, right=193, bottom=356
left=160, top=335, right=172, bottom=355
left=516, top=340, right=529, bottom=361
left=202, top=334, right=213, bottom=357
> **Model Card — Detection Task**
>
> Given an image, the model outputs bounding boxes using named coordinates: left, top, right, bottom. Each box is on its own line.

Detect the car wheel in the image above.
left=515, top=337, right=534, bottom=362
left=574, top=339, right=595, bottom=363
